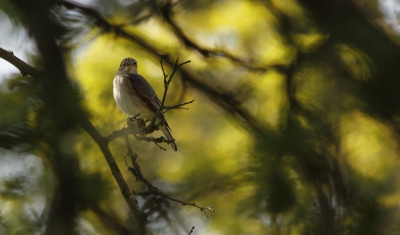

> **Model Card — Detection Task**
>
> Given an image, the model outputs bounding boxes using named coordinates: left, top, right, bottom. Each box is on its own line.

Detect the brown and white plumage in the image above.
left=113, top=57, right=177, bottom=151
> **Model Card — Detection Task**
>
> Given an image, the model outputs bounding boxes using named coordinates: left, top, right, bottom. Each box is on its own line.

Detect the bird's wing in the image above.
left=127, top=74, right=164, bottom=116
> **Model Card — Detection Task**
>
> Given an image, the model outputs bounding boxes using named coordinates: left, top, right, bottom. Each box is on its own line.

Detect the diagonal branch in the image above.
left=55, top=1, right=278, bottom=141
left=146, top=0, right=276, bottom=72
left=0, top=47, right=44, bottom=79
left=0, top=49, right=147, bottom=235
left=91, top=205, right=131, bottom=235
left=188, top=226, right=195, bottom=235
left=124, top=152, right=214, bottom=216
left=60, top=0, right=279, bottom=72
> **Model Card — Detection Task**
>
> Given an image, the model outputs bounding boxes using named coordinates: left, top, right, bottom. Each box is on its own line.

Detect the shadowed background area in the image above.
left=1, top=0, right=400, bottom=234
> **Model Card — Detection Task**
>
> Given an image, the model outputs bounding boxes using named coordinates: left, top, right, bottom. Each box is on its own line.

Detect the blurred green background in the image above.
left=1, top=0, right=400, bottom=234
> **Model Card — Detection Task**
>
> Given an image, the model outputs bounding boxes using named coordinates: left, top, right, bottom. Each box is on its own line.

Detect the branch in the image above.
left=104, top=126, right=131, bottom=143
left=0, top=48, right=147, bottom=235
left=188, top=226, right=195, bottom=235
left=125, top=153, right=214, bottom=216
left=0, top=47, right=44, bottom=79
left=136, top=188, right=214, bottom=217
left=147, top=0, right=276, bottom=72
left=56, top=1, right=277, bottom=141
left=91, top=205, right=131, bottom=235
left=151, top=58, right=191, bottom=126
left=105, top=118, right=174, bottom=150
left=163, top=99, right=195, bottom=113
left=134, top=136, right=167, bottom=151
left=59, top=0, right=279, bottom=72
left=124, top=153, right=157, bottom=190
left=66, top=98, right=150, bottom=235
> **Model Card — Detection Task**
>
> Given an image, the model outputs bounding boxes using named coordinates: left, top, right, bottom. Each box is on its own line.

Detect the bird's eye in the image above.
left=122, top=63, right=126, bottom=67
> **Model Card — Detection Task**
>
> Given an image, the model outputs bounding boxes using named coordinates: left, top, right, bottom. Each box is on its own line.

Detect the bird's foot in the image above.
left=126, top=113, right=141, bottom=123
left=126, top=115, right=146, bottom=136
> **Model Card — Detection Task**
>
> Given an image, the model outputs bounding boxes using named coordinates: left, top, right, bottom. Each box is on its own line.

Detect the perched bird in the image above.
left=113, top=57, right=177, bottom=151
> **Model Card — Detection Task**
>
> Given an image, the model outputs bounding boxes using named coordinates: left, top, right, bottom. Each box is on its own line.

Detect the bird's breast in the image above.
left=113, top=75, right=154, bottom=118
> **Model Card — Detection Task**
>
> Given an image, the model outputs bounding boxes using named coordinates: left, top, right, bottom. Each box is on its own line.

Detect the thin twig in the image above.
left=151, top=58, right=191, bottom=126
left=125, top=153, right=158, bottom=190
left=155, top=192, right=214, bottom=214
left=188, top=226, right=195, bottom=235
left=124, top=152, right=214, bottom=215
left=136, top=188, right=214, bottom=216
left=169, top=59, right=192, bottom=83
left=163, top=99, right=195, bottom=113
left=134, top=136, right=167, bottom=151
left=125, top=136, right=134, bottom=156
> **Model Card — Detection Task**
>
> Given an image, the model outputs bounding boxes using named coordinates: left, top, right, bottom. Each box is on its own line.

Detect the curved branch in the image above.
left=0, top=47, right=147, bottom=235
left=59, top=0, right=280, bottom=72
left=78, top=119, right=146, bottom=234
left=147, top=0, right=275, bottom=71
left=56, top=1, right=277, bottom=141
left=0, top=47, right=43, bottom=78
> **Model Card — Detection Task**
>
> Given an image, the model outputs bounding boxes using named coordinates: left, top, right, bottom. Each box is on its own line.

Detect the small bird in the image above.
left=113, top=57, right=177, bottom=151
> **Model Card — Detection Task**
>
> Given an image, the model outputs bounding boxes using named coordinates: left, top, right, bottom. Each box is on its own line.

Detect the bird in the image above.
left=113, top=57, right=177, bottom=151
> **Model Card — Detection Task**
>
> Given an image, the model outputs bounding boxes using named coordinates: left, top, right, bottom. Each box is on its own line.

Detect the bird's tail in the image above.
left=160, top=123, right=178, bottom=151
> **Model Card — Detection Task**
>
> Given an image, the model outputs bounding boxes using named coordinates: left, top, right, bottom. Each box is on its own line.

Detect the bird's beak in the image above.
left=128, top=63, right=138, bottom=73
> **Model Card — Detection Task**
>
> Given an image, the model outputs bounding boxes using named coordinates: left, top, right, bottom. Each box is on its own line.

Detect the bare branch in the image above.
left=134, top=136, right=167, bottom=151
left=163, top=99, right=195, bottom=113
left=64, top=0, right=276, bottom=144
left=91, top=206, right=131, bottom=235
left=151, top=58, right=191, bottom=126
left=104, top=126, right=131, bottom=143
left=125, top=153, right=214, bottom=215
left=0, top=50, right=147, bottom=235
left=136, top=188, right=214, bottom=215
left=146, top=1, right=275, bottom=72
left=105, top=117, right=177, bottom=150
left=62, top=0, right=274, bottom=71
left=0, top=47, right=43, bottom=79
left=55, top=1, right=277, bottom=140
left=125, top=153, right=158, bottom=190
left=76, top=116, right=147, bottom=234
left=188, top=226, right=195, bottom=235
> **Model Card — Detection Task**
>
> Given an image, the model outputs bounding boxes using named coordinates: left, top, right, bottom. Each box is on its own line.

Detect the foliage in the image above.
left=1, top=0, right=400, bottom=234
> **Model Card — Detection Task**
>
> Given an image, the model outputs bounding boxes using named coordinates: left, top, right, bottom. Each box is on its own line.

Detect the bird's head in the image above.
left=119, top=57, right=138, bottom=74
